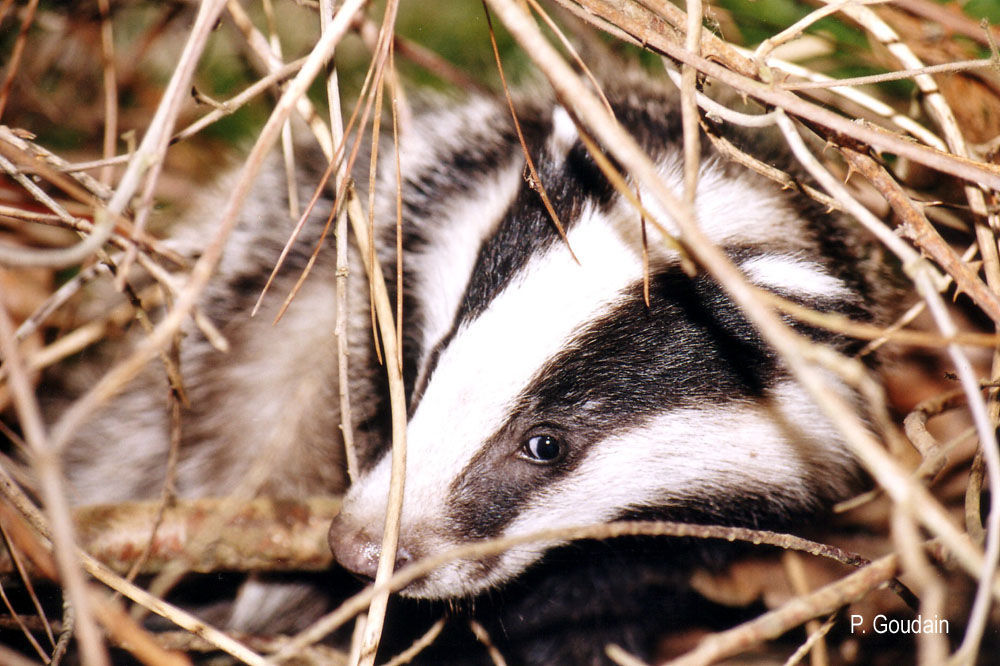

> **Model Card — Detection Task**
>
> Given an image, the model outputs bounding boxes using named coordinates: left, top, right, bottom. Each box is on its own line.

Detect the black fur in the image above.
left=339, top=81, right=893, bottom=664
left=51, top=74, right=896, bottom=665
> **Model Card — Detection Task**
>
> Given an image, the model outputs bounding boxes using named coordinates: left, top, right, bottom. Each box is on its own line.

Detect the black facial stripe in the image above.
left=444, top=265, right=777, bottom=540
left=374, top=106, right=543, bottom=410
left=449, top=91, right=698, bottom=329
left=525, top=268, right=779, bottom=426
left=410, top=121, right=618, bottom=411
left=446, top=421, right=582, bottom=541
left=443, top=255, right=868, bottom=540
left=455, top=138, right=618, bottom=326
left=525, top=254, right=875, bottom=427
left=405, top=94, right=692, bottom=414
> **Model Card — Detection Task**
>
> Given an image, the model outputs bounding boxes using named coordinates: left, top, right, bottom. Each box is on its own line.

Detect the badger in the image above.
left=56, top=75, right=894, bottom=663
left=326, top=80, right=895, bottom=662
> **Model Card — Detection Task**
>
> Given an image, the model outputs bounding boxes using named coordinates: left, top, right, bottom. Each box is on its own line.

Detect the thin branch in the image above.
left=0, top=296, right=109, bottom=666
left=782, top=614, right=835, bottom=666
left=0, top=148, right=117, bottom=269
left=0, top=572, right=51, bottom=663
left=1, top=520, right=55, bottom=649
left=564, top=0, right=1000, bottom=189
left=492, top=0, right=990, bottom=598
left=349, top=181, right=407, bottom=666
left=680, top=0, right=701, bottom=207
left=754, top=0, right=888, bottom=66
left=666, top=555, right=899, bottom=666
left=730, top=44, right=945, bottom=150
left=0, top=465, right=269, bottom=666
left=96, top=0, right=118, bottom=188
left=828, top=5, right=1000, bottom=659
left=322, top=0, right=360, bottom=486
left=779, top=57, right=997, bottom=91
left=840, top=147, right=1000, bottom=327
left=358, top=18, right=491, bottom=95
left=606, top=644, right=649, bottom=666
left=891, top=0, right=1000, bottom=48
left=381, top=618, right=446, bottom=666
left=46, top=0, right=366, bottom=459
left=226, top=0, right=333, bottom=158
left=111, top=0, right=230, bottom=285
left=782, top=552, right=830, bottom=666
left=484, top=1, right=578, bottom=264
left=275, top=519, right=916, bottom=658
left=0, top=0, right=38, bottom=121
left=891, top=509, right=949, bottom=666
left=468, top=619, right=508, bottom=666
left=174, top=57, right=308, bottom=144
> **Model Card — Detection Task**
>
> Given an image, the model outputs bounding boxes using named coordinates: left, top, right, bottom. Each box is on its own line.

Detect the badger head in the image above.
left=328, top=100, right=871, bottom=599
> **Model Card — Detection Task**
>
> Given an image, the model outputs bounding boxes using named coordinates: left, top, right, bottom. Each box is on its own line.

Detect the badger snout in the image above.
left=329, top=499, right=491, bottom=599
left=328, top=514, right=414, bottom=582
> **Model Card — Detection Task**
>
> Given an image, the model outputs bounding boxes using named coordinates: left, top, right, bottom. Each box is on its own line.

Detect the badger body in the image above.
left=60, top=77, right=892, bottom=661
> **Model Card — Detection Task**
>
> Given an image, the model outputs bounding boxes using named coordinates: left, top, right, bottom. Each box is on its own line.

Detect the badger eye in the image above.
left=523, top=434, right=562, bottom=463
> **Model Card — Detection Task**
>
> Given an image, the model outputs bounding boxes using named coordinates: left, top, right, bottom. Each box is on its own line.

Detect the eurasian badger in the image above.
left=327, top=80, right=894, bottom=662
left=59, top=76, right=894, bottom=662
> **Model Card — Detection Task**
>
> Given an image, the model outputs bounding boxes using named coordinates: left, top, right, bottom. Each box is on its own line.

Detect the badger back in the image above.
left=331, top=82, right=889, bottom=600
left=58, top=147, right=378, bottom=507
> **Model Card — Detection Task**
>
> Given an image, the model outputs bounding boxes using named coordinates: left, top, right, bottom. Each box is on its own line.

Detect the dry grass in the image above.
left=1, top=0, right=999, bottom=664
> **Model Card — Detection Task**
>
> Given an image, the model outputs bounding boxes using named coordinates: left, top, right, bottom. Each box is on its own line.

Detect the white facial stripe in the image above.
left=483, top=380, right=856, bottom=586
left=740, top=253, right=851, bottom=300
left=338, top=139, right=863, bottom=601
left=339, top=195, right=652, bottom=598
left=388, top=379, right=856, bottom=598
left=407, top=158, right=524, bottom=382
left=344, top=162, right=845, bottom=580
left=398, top=203, right=650, bottom=529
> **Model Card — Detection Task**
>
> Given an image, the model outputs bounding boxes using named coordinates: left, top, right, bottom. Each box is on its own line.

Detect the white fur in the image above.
left=406, top=380, right=855, bottom=597
left=390, top=158, right=831, bottom=531
left=547, top=105, right=579, bottom=157
left=740, top=253, right=850, bottom=300
left=336, top=126, right=865, bottom=601
left=337, top=200, right=652, bottom=589
left=406, top=158, right=524, bottom=390
left=628, top=155, right=811, bottom=258
left=401, top=203, right=645, bottom=530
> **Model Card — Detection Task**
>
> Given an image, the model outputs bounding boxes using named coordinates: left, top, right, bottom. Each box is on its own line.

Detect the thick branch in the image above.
left=0, top=497, right=342, bottom=577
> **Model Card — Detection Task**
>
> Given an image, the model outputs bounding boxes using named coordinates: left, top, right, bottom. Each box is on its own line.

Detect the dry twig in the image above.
left=3, top=1, right=999, bottom=662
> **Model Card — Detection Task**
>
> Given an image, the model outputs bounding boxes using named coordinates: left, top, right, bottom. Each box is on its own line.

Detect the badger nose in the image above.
left=328, top=515, right=413, bottom=581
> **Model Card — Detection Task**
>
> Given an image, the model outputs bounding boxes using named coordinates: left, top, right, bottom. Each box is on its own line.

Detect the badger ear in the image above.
left=738, top=252, right=851, bottom=302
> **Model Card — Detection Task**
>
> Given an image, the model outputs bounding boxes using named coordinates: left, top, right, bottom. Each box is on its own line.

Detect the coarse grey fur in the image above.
left=53, top=74, right=899, bottom=662
left=53, top=145, right=380, bottom=633
left=60, top=154, right=374, bottom=506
